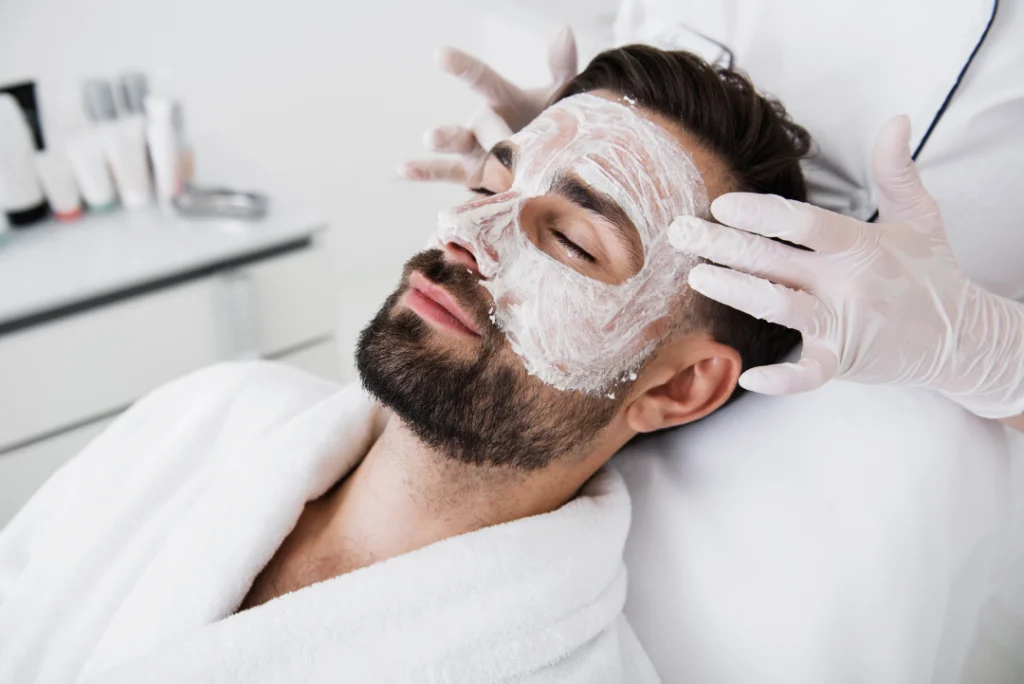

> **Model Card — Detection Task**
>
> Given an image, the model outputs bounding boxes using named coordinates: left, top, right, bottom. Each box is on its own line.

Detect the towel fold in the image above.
left=0, top=361, right=658, bottom=683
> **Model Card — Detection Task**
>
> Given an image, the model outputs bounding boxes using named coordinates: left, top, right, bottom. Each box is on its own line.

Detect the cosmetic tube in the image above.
left=35, top=150, right=83, bottom=221
left=84, top=78, right=152, bottom=209
left=145, top=96, right=182, bottom=206
left=100, top=116, right=152, bottom=209
left=66, top=133, right=117, bottom=210
left=0, top=94, right=47, bottom=227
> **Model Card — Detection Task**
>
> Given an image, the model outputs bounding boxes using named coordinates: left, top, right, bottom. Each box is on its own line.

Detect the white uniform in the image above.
left=614, top=0, right=1024, bottom=301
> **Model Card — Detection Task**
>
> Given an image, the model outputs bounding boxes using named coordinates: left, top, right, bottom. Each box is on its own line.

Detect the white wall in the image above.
left=0, top=0, right=616, bottom=381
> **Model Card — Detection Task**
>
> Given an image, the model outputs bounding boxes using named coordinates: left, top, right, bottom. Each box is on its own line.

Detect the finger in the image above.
left=710, top=192, right=863, bottom=254
left=547, top=26, right=579, bottom=86
left=468, top=106, right=514, bottom=152
left=423, top=125, right=481, bottom=155
left=396, top=158, right=471, bottom=183
left=436, top=46, right=518, bottom=107
left=872, top=114, right=940, bottom=223
left=738, top=343, right=839, bottom=395
left=668, top=215, right=812, bottom=290
left=687, top=263, right=827, bottom=336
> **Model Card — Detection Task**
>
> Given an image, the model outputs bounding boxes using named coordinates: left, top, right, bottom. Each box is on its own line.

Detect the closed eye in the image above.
left=553, top=231, right=596, bottom=263
left=469, top=186, right=496, bottom=197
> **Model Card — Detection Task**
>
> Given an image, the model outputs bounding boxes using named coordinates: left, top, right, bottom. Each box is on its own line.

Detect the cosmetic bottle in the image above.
left=0, top=93, right=48, bottom=227
left=145, top=95, right=186, bottom=207
left=35, top=150, right=83, bottom=221
left=66, top=133, right=117, bottom=211
left=0, top=81, right=45, bottom=151
left=85, top=78, right=152, bottom=209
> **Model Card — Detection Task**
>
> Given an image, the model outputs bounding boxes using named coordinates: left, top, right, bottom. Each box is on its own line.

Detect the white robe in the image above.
left=0, top=361, right=659, bottom=683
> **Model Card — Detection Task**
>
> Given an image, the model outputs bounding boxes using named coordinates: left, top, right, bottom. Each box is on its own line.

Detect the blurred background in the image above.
left=0, top=0, right=619, bottom=523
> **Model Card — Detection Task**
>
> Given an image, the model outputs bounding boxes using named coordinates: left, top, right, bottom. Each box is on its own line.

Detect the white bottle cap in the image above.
left=83, top=79, right=117, bottom=123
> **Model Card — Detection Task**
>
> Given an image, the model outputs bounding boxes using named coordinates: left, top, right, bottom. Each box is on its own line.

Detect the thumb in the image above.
left=873, top=115, right=937, bottom=222
left=738, top=342, right=838, bottom=395
left=547, top=26, right=579, bottom=87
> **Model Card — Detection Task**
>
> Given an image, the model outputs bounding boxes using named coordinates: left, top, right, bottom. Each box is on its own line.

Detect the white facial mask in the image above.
left=432, top=93, right=708, bottom=394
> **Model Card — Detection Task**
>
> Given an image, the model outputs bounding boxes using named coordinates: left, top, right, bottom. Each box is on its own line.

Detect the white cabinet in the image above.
left=0, top=215, right=339, bottom=528
left=0, top=242, right=337, bottom=452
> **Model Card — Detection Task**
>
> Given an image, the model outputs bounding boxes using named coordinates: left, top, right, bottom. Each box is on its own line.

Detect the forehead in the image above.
left=507, top=93, right=707, bottom=236
left=511, top=93, right=685, bottom=161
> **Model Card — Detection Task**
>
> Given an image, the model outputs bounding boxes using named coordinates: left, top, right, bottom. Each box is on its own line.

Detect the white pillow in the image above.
left=612, top=382, right=1012, bottom=683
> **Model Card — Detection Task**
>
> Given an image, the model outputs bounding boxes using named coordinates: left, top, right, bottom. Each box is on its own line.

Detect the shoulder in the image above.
left=127, top=360, right=341, bottom=427
left=77, top=361, right=346, bottom=475
left=142, top=360, right=340, bottom=406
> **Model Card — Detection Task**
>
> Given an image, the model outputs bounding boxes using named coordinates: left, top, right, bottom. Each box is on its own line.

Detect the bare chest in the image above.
left=236, top=500, right=368, bottom=613
left=237, top=544, right=346, bottom=612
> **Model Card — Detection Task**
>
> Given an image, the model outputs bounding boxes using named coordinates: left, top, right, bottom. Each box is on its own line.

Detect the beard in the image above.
left=355, top=249, right=623, bottom=471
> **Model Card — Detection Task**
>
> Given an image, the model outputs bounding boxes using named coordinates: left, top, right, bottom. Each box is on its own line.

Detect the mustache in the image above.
left=401, top=249, right=494, bottom=335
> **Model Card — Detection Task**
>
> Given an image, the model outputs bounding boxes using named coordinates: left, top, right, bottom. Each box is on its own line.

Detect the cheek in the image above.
left=486, top=258, right=662, bottom=392
left=486, top=228, right=693, bottom=394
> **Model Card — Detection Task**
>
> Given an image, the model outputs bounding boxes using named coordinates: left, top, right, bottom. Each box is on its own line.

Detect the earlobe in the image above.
left=625, top=342, right=741, bottom=433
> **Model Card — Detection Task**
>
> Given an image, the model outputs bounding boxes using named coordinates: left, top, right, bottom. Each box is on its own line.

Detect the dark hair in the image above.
left=556, top=45, right=811, bottom=399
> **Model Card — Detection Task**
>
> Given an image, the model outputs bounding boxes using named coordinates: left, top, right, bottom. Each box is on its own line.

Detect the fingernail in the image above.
left=668, top=215, right=706, bottom=248
left=898, top=114, right=912, bottom=155
left=710, top=194, right=747, bottom=224
left=396, top=162, right=419, bottom=180
left=687, top=263, right=713, bottom=291
left=738, top=369, right=775, bottom=394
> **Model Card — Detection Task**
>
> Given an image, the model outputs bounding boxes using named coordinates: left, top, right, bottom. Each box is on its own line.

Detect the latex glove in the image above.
left=398, top=27, right=578, bottom=183
left=668, top=115, right=1024, bottom=420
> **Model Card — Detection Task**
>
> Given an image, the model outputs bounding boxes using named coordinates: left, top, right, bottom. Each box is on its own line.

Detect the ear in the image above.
left=624, top=337, right=742, bottom=433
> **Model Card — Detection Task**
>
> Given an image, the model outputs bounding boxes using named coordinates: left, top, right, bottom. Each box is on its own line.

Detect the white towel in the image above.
left=0, top=361, right=659, bottom=683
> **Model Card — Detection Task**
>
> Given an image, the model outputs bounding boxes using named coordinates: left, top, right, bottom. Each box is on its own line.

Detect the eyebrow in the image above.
left=551, top=173, right=643, bottom=273
left=489, top=141, right=517, bottom=172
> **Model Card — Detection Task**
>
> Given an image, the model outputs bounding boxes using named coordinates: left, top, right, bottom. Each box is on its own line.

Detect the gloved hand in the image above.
left=398, top=27, right=578, bottom=184
left=669, top=115, right=1024, bottom=419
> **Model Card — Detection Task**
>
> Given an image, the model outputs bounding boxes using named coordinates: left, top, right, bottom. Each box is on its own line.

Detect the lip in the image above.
left=405, top=271, right=482, bottom=338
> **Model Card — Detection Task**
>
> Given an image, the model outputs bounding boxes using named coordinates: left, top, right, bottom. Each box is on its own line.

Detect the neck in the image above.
left=318, top=418, right=596, bottom=566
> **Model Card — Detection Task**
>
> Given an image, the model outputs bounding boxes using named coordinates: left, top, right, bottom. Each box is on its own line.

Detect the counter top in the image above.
left=0, top=206, right=326, bottom=333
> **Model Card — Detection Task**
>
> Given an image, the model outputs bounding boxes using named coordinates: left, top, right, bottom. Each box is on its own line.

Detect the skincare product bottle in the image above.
left=0, top=81, right=45, bottom=150
left=85, top=78, right=152, bottom=209
left=0, top=93, right=48, bottom=227
left=34, top=150, right=83, bottom=221
left=150, top=70, right=194, bottom=184
left=145, top=96, right=183, bottom=206
left=66, top=133, right=117, bottom=210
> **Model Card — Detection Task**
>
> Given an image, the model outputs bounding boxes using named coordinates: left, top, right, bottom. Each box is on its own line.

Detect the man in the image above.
left=0, top=46, right=808, bottom=683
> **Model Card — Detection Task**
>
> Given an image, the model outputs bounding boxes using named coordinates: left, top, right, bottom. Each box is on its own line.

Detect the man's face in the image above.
left=357, top=94, right=709, bottom=470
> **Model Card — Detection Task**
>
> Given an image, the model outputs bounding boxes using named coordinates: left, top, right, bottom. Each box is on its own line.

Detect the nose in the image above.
left=443, top=240, right=480, bottom=275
